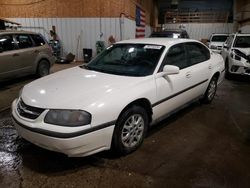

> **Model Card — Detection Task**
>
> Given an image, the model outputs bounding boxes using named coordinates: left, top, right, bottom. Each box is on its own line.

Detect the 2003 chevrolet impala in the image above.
left=12, top=38, right=224, bottom=157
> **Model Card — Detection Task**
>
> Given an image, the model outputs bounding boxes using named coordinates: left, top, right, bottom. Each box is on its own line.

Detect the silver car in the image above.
left=0, top=30, right=55, bottom=81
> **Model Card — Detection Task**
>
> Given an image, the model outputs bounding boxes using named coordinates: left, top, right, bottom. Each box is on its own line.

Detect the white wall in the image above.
left=163, top=23, right=234, bottom=40
left=9, top=18, right=152, bottom=60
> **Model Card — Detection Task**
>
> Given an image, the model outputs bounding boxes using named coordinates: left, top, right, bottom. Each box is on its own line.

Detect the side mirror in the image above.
left=223, top=43, right=228, bottom=49
left=163, top=65, right=180, bottom=75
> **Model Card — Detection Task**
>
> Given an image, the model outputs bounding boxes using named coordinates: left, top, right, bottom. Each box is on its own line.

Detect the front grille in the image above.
left=17, top=99, right=45, bottom=119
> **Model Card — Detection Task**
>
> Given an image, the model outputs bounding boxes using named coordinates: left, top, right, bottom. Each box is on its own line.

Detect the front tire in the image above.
left=112, top=106, right=148, bottom=155
left=202, top=76, right=218, bottom=104
left=36, top=60, right=50, bottom=77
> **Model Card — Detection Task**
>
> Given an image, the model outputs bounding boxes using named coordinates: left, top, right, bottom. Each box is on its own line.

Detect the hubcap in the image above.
left=208, top=80, right=216, bottom=100
left=121, top=114, right=144, bottom=148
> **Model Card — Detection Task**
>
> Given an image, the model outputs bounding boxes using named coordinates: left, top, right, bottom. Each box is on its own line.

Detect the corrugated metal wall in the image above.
left=164, top=23, right=234, bottom=40
left=9, top=18, right=152, bottom=60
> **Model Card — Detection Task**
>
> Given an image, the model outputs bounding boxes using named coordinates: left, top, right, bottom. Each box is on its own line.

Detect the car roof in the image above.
left=116, top=38, right=199, bottom=47
left=0, top=30, right=38, bottom=35
left=152, top=29, right=186, bottom=34
left=234, top=33, right=250, bottom=36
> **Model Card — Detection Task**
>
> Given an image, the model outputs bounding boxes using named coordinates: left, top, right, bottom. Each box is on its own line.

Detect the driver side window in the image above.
left=165, top=43, right=188, bottom=69
left=0, top=35, right=16, bottom=52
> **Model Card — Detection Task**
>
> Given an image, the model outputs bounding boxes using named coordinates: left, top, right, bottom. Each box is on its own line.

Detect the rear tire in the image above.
left=112, top=106, right=148, bottom=155
left=202, top=76, right=218, bottom=104
left=36, top=60, right=50, bottom=77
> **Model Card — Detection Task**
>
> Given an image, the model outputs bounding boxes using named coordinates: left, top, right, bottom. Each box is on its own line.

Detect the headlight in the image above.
left=230, top=52, right=241, bottom=61
left=230, top=49, right=249, bottom=61
left=44, top=110, right=91, bottom=126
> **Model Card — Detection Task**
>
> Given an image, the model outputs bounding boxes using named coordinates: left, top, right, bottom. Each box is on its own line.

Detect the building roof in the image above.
left=0, top=30, right=37, bottom=35
left=0, top=18, right=21, bottom=25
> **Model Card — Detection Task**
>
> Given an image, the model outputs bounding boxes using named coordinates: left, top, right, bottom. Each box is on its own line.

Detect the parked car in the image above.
left=221, top=33, right=250, bottom=77
left=12, top=38, right=224, bottom=157
left=208, top=33, right=229, bottom=53
left=150, top=29, right=189, bottom=39
left=0, top=30, right=55, bottom=81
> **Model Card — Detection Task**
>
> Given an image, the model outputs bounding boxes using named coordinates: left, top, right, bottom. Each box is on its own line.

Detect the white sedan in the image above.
left=12, top=38, right=225, bottom=157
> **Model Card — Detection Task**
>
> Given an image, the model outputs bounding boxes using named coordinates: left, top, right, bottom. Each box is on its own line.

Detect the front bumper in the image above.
left=211, top=49, right=222, bottom=54
left=12, top=99, right=115, bottom=157
left=230, top=58, right=250, bottom=75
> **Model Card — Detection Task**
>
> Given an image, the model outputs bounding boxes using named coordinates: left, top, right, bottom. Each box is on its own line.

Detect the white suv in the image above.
left=12, top=38, right=225, bottom=157
left=208, top=33, right=229, bottom=53
left=221, top=33, right=250, bottom=77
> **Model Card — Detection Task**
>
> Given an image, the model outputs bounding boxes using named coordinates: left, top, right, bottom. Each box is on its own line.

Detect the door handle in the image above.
left=12, top=53, right=19, bottom=57
left=34, top=50, right=39, bottom=53
left=208, top=65, right=212, bottom=70
left=186, top=72, right=192, bottom=78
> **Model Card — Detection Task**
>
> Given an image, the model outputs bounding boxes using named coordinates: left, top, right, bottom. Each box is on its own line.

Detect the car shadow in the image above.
left=146, top=101, right=200, bottom=138
left=0, top=75, right=35, bottom=90
left=18, top=142, right=105, bottom=174
left=227, top=75, right=250, bottom=84
left=9, top=102, right=201, bottom=174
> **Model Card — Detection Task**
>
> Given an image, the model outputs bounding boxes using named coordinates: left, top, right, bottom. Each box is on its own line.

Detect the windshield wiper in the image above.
left=81, top=64, right=95, bottom=71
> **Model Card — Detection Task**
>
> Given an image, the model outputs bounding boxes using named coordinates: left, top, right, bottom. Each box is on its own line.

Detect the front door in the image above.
left=153, top=43, right=195, bottom=121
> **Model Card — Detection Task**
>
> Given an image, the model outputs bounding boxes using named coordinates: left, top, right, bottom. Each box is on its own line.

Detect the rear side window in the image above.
left=185, top=42, right=210, bottom=66
left=31, top=34, right=46, bottom=46
left=165, top=43, right=188, bottom=69
left=16, top=34, right=33, bottom=49
left=0, top=35, right=15, bottom=52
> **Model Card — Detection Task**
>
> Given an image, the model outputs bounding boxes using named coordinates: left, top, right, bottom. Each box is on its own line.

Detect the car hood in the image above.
left=210, top=41, right=224, bottom=46
left=233, top=48, right=250, bottom=56
left=21, top=66, right=145, bottom=109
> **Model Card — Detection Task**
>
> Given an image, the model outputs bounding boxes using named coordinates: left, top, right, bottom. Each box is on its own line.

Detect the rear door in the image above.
left=184, top=42, right=211, bottom=96
left=14, top=34, right=35, bottom=73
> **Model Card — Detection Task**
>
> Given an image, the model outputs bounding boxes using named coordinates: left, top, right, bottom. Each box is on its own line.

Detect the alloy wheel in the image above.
left=121, top=114, right=145, bottom=148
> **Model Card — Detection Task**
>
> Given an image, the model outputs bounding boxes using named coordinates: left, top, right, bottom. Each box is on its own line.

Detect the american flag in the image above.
left=135, top=6, right=146, bottom=38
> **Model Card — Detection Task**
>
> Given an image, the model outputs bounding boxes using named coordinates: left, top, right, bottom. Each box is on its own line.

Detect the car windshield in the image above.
left=211, top=35, right=228, bottom=42
left=81, top=44, right=165, bottom=77
left=234, top=36, right=250, bottom=48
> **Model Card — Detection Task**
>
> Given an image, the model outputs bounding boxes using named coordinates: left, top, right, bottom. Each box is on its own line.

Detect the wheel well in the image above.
left=213, top=72, right=220, bottom=80
left=37, top=58, right=50, bottom=71
left=213, top=72, right=220, bottom=81
left=118, top=98, right=153, bottom=123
